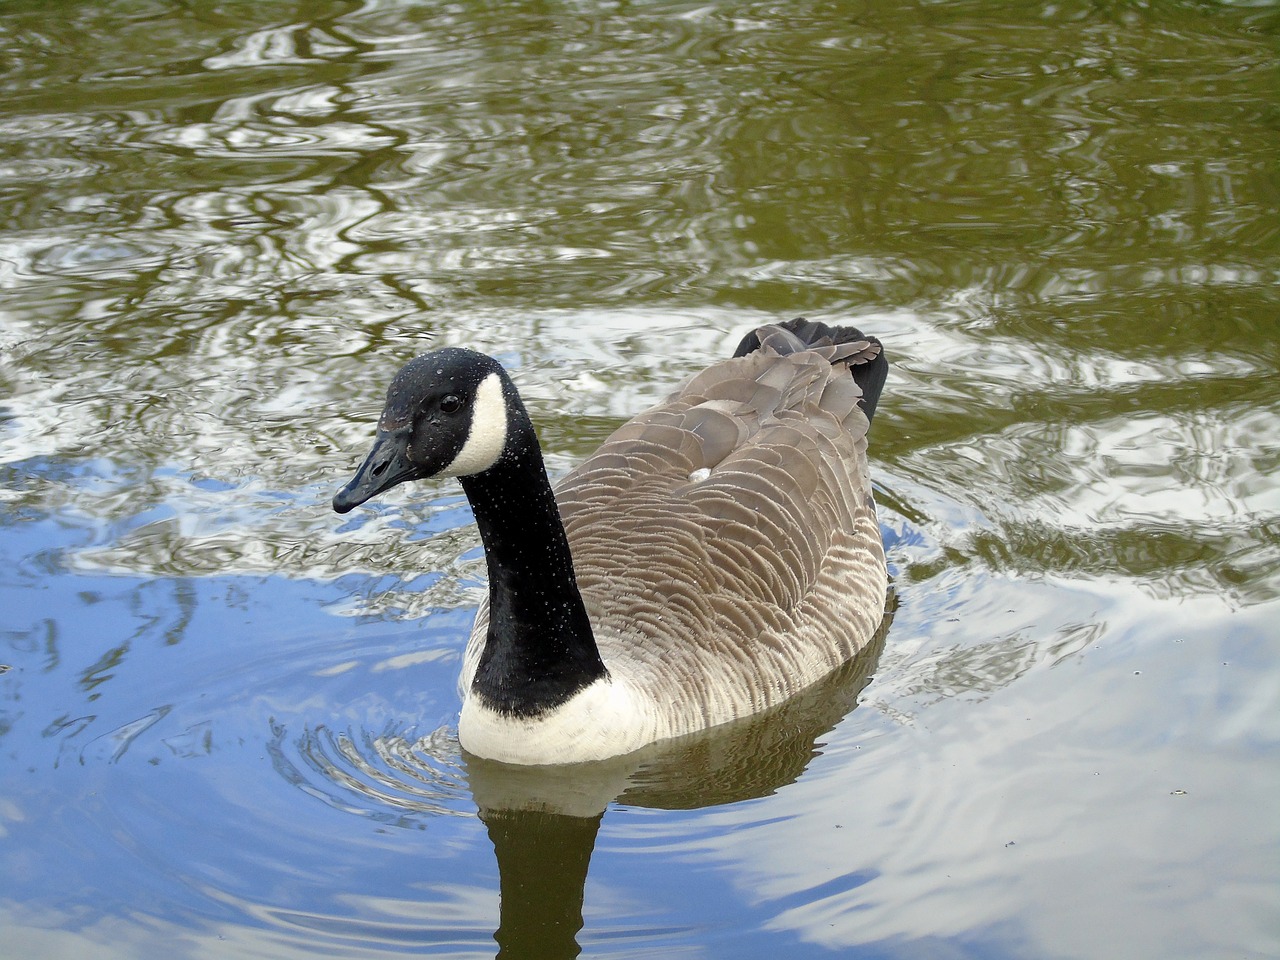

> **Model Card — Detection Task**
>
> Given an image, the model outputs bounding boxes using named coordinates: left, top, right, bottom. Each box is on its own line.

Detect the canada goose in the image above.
left=333, top=318, right=889, bottom=765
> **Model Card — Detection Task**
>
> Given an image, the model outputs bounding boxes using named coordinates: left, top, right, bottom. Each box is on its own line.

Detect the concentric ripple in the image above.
left=270, top=721, right=471, bottom=827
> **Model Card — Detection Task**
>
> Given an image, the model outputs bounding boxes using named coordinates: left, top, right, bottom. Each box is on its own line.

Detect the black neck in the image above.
left=461, top=416, right=606, bottom=717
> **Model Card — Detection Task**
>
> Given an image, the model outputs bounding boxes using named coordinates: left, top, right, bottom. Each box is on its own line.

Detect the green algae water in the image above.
left=1, top=2, right=1277, bottom=958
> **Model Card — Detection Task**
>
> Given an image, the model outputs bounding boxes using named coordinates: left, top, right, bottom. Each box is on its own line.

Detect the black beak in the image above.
left=333, top=426, right=420, bottom=514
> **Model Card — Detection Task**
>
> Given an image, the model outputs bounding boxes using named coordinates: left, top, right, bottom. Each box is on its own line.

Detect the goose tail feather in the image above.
left=733, top=317, right=889, bottom=424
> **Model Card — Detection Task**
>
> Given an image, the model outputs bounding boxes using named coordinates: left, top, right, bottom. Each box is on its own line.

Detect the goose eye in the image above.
left=439, top=393, right=463, bottom=414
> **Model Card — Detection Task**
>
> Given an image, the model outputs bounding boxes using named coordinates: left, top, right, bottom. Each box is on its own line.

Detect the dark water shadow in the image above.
left=466, top=602, right=893, bottom=960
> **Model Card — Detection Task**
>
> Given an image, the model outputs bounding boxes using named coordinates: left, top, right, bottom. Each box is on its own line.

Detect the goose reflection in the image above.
left=466, top=609, right=890, bottom=960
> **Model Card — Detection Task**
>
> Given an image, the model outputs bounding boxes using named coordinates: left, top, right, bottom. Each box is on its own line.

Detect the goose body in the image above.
left=334, top=319, right=889, bottom=765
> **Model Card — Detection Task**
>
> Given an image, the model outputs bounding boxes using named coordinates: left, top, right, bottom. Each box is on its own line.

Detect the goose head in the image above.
left=332, top=346, right=603, bottom=722
left=333, top=347, right=521, bottom=514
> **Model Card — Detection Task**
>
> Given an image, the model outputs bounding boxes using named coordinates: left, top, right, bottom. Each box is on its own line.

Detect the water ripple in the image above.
left=2, top=2, right=1277, bottom=957
left=270, top=721, right=472, bottom=826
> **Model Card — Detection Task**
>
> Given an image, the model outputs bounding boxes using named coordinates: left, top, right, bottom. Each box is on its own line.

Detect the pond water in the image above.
left=2, top=1, right=1278, bottom=958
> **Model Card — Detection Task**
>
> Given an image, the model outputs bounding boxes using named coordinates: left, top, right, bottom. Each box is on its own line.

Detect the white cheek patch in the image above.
left=439, top=372, right=509, bottom=477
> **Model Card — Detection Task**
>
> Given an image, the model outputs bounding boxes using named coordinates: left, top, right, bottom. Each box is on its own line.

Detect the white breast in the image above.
left=458, top=676, right=661, bottom=764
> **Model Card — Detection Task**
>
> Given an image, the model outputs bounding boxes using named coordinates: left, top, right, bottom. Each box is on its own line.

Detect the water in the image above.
left=2, top=1, right=1278, bottom=957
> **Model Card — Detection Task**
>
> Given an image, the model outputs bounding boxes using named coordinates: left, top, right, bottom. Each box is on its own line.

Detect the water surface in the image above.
left=2, top=2, right=1278, bottom=958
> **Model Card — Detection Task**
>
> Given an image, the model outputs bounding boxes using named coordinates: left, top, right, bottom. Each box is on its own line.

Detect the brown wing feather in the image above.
left=541, top=336, right=887, bottom=732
